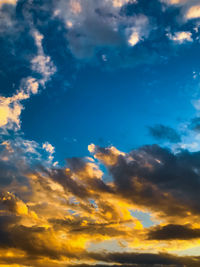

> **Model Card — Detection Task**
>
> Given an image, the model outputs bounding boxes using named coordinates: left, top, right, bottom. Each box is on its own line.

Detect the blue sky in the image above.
left=20, top=51, right=198, bottom=161
left=1, top=0, right=200, bottom=266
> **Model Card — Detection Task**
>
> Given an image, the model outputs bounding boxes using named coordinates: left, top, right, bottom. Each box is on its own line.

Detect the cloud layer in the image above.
left=0, top=140, right=200, bottom=265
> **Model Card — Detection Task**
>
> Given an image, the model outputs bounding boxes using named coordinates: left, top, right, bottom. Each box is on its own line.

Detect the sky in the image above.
left=2, top=0, right=200, bottom=266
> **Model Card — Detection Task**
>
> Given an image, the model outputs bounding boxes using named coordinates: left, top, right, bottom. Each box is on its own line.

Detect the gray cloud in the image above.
left=148, top=124, right=181, bottom=143
left=148, top=224, right=200, bottom=240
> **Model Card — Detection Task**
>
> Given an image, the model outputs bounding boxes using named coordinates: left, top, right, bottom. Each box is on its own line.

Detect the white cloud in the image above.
left=186, top=5, right=200, bottom=20
left=43, top=142, right=55, bottom=154
left=128, top=31, right=140, bottom=46
left=126, top=15, right=149, bottom=47
left=167, top=31, right=193, bottom=44
left=0, top=90, right=29, bottom=130
left=0, top=76, right=40, bottom=130
left=31, top=31, right=56, bottom=85
left=42, top=142, right=55, bottom=162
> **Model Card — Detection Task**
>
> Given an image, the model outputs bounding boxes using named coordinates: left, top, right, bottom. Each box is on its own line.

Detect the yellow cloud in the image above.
left=186, top=5, right=200, bottom=20
left=0, top=0, right=17, bottom=8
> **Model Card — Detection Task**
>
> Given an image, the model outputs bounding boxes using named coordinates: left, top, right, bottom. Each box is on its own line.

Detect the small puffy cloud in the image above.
left=126, top=16, right=149, bottom=47
left=167, top=31, right=193, bottom=44
left=186, top=5, right=200, bottom=20
left=128, top=31, right=140, bottom=46
left=42, top=142, right=55, bottom=162
left=42, top=142, right=55, bottom=154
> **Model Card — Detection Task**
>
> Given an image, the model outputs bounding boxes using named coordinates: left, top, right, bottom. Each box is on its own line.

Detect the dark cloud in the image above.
left=42, top=158, right=113, bottom=200
left=0, top=213, right=79, bottom=260
left=86, top=251, right=200, bottom=266
left=148, top=124, right=181, bottom=143
left=91, top=144, right=200, bottom=218
left=148, top=224, right=200, bottom=240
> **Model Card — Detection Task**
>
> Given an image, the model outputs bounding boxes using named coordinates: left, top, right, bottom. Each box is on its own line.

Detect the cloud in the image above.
left=1, top=142, right=200, bottom=265
left=90, top=144, right=200, bottom=220
left=0, top=78, right=38, bottom=130
left=42, top=142, right=55, bottom=162
left=185, top=5, right=200, bottom=20
left=31, top=31, right=56, bottom=85
left=148, top=124, right=181, bottom=143
left=54, top=0, right=151, bottom=62
left=126, top=15, right=149, bottom=47
left=0, top=0, right=198, bottom=73
left=161, top=0, right=200, bottom=24
left=148, top=224, right=200, bottom=240
left=0, top=30, right=56, bottom=131
left=0, top=0, right=17, bottom=8
left=1, top=1, right=200, bottom=265
left=86, top=252, right=200, bottom=266
left=167, top=31, right=193, bottom=44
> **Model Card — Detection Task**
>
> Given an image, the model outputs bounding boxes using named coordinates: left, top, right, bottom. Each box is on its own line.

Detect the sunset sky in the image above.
left=1, top=0, right=200, bottom=266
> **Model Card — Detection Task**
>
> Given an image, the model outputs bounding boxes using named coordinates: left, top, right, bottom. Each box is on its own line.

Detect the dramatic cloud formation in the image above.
left=1, top=139, right=200, bottom=265
left=1, top=0, right=200, bottom=266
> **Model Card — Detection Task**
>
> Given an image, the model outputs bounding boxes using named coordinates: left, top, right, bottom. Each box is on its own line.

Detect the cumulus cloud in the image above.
left=0, top=141, right=200, bottom=265
left=167, top=31, right=193, bottom=44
